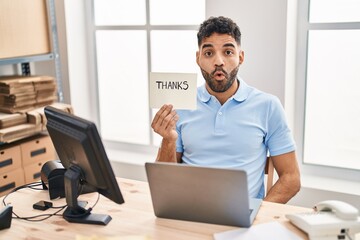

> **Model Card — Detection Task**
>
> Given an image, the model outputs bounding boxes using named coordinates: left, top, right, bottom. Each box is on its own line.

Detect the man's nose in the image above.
left=214, top=53, right=224, bottom=66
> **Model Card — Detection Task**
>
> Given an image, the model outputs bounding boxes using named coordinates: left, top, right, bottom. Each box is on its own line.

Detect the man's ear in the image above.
left=239, top=50, right=244, bottom=64
left=196, top=51, right=200, bottom=66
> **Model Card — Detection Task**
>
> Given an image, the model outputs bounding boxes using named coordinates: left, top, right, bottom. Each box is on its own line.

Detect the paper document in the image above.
left=149, top=72, right=197, bottom=110
left=213, top=221, right=304, bottom=240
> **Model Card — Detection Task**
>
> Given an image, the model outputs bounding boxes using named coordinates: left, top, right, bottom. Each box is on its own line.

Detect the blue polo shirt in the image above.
left=175, top=78, right=296, bottom=198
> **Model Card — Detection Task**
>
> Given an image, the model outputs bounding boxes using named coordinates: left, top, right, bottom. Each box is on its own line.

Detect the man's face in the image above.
left=196, top=33, right=244, bottom=93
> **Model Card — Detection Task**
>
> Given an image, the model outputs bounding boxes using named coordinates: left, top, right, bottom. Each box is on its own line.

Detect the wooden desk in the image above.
left=0, top=178, right=309, bottom=239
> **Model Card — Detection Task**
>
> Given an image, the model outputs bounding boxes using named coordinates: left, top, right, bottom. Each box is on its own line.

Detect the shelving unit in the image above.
left=0, top=0, right=64, bottom=195
left=0, top=0, right=63, bottom=101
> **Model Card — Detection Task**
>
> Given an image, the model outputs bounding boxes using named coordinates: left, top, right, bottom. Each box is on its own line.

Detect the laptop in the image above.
left=145, top=162, right=262, bottom=227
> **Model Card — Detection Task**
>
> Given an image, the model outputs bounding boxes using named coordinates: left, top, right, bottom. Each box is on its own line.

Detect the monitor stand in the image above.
left=62, top=166, right=112, bottom=225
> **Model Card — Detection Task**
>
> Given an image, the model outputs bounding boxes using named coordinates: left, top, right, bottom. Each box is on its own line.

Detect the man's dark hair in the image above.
left=197, top=16, right=241, bottom=46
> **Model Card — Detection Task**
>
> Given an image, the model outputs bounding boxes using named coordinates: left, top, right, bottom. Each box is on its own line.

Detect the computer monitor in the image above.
left=44, top=106, right=124, bottom=225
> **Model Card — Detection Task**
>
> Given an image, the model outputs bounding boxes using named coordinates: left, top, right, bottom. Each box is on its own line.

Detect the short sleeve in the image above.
left=176, top=124, right=184, bottom=153
left=264, top=97, right=296, bottom=156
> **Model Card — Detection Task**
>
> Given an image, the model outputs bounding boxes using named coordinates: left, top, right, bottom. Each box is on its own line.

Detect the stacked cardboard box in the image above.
left=0, top=102, right=73, bottom=143
left=0, top=75, right=74, bottom=143
left=0, top=75, right=57, bottom=113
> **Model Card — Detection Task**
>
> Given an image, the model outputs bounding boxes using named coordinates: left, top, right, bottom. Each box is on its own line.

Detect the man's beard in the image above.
left=200, top=65, right=240, bottom=93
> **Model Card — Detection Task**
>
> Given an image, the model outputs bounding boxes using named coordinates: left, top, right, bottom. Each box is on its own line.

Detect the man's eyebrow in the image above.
left=201, top=44, right=213, bottom=49
left=223, top=43, right=236, bottom=48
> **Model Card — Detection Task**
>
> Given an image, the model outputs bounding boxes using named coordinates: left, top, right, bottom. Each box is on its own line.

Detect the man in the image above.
left=151, top=16, right=300, bottom=203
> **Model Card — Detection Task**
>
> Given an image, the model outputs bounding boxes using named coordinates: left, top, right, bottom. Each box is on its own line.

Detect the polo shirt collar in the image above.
left=233, top=78, right=251, bottom=102
left=198, top=78, right=251, bottom=103
left=199, top=85, right=211, bottom=103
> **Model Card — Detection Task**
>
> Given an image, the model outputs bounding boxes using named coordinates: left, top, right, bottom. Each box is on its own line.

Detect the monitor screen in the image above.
left=44, top=106, right=124, bottom=225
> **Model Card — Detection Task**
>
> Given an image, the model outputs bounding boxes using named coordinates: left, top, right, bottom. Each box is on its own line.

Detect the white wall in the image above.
left=207, top=0, right=288, bottom=105
left=62, top=0, right=95, bottom=121
left=0, top=65, right=17, bottom=75
left=205, top=0, right=297, bottom=132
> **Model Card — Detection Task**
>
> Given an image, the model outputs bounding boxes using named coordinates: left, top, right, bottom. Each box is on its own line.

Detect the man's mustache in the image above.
left=211, top=67, right=227, bottom=76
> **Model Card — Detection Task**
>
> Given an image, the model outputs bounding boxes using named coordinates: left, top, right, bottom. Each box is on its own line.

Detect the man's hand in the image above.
left=152, top=104, right=180, bottom=162
left=151, top=104, right=179, bottom=142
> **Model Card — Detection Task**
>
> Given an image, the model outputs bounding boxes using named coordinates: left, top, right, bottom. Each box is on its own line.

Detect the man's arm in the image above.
left=151, top=104, right=181, bottom=163
left=155, top=140, right=182, bottom=163
left=264, top=151, right=301, bottom=203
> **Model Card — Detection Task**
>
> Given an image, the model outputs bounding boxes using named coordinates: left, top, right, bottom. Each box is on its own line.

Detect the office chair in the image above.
left=265, top=156, right=274, bottom=195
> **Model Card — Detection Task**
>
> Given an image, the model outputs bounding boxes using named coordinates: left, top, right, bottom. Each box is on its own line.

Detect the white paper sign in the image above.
left=149, top=72, right=197, bottom=110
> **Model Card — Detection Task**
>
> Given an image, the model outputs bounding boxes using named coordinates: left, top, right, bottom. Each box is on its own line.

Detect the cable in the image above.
left=2, top=182, right=43, bottom=207
left=2, top=182, right=66, bottom=222
left=2, top=181, right=101, bottom=222
left=11, top=206, right=67, bottom=222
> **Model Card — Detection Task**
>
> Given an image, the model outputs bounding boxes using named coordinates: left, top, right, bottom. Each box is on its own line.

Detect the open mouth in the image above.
left=213, top=71, right=225, bottom=80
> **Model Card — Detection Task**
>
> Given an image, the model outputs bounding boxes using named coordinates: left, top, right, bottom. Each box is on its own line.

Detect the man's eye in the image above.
left=204, top=51, right=212, bottom=57
left=225, top=50, right=233, bottom=55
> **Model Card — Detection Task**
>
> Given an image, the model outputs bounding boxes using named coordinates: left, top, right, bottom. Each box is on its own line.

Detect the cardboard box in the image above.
left=20, top=134, right=56, bottom=166
left=0, top=168, right=25, bottom=197
left=0, top=112, right=27, bottom=129
left=0, top=123, right=42, bottom=143
left=50, top=102, right=74, bottom=114
left=0, top=145, right=22, bottom=174
left=23, top=159, right=48, bottom=184
left=27, top=102, right=74, bottom=131
left=0, top=0, right=50, bottom=59
left=0, top=76, right=57, bottom=113
left=26, top=110, right=42, bottom=126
